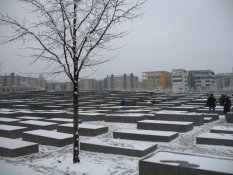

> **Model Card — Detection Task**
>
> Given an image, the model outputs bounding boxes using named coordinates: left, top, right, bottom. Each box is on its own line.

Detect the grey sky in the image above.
left=0, top=0, right=233, bottom=81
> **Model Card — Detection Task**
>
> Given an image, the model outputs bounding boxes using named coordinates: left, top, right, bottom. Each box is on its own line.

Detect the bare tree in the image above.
left=0, top=0, right=146, bottom=163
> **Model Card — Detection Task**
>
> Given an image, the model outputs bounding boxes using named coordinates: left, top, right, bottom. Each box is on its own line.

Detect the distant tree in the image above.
left=0, top=0, right=146, bottom=163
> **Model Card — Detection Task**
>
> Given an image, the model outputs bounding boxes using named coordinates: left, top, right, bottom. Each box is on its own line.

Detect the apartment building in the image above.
left=79, top=79, right=96, bottom=91
left=95, top=79, right=106, bottom=91
left=104, top=73, right=139, bottom=91
left=215, top=73, right=233, bottom=91
left=172, top=69, right=188, bottom=93
left=188, top=70, right=215, bottom=91
left=0, top=73, right=46, bottom=93
left=142, top=71, right=172, bottom=91
left=46, top=81, right=72, bottom=91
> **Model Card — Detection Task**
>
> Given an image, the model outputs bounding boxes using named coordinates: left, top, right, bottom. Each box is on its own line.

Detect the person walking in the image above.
left=120, top=97, right=126, bottom=106
left=223, top=95, right=232, bottom=114
left=206, top=93, right=216, bottom=113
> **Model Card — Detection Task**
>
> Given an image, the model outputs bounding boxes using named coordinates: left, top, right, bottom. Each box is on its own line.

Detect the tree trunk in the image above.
left=73, top=80, right=80, bottom=163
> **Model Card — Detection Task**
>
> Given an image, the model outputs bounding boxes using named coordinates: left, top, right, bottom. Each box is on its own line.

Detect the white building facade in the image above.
left=172, top=69, right=188, bottom=93
left=105, top=73, right=139, bottom=91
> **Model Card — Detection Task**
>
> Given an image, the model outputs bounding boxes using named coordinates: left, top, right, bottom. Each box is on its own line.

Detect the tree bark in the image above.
left=73, top=80, right=80, bottom=163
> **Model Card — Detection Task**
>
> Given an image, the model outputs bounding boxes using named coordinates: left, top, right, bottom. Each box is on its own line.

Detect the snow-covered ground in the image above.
left=1, top=115, right=233, bottom=175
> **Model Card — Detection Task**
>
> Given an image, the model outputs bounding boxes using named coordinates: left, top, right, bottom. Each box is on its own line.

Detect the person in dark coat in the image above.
left=152, top=99, right=155, bottom=105
left=219, top=94, right=225, bottom=106
left=206, top=93, right=216, bottom=113
left=223, top=95, right=232, bottom=114
left=120, top=97, right=126, bottom=106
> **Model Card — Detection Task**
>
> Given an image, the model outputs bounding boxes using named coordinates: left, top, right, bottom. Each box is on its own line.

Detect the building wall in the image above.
left=172, top=69, right=188, bottom=93
left=46, top=81, right=72, bottom=91
left=79, top=79, right=95, bottom=91
left=105, top=73, right=138, bottom=91
left=142, top=71, right=171, bottom=91
left=215, top=73, right=233, bottom=91
left=188, top=70, right=215, bottom=91
left=0, top=73, right=46, bottom=93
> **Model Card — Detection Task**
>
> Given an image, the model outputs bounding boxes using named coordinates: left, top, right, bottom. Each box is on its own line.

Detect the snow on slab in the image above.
left=0, top=108, right=16, bottom=112
left=106, top=113, right=146, bottom=117
left=117, top=109, right=152, bottom=113
left=33, top=110, right=65, bottom=113
left=17, top=116, right=44, bottom=120
left=156, top=110, right=188, bottom=114
left=138, top=120, right=193, bottom=125
left=82, top=138, right=156, bottom=150
left=58, top=123, right=105, bottom=129
left=79, top=124, right=107, bottom=129
left=19, top=120, right=57, bottom=126
left=171, top=106, right=197, bottom=109
left=197, top=133, right=233, bottom=140
left=24, top=129, right=72, bottom=139
left=143, top=151, right=233, bottom=174
left=59, top=123, right=72, bottom=127
left=79, top=112, right=104, bottom=116
left=156, top=111, right=202, bottom=116
left=116, top=129, right=177, bottom=136
left=211, top=126, right=233, bottom=132
left=0, top=124, right=26, bottom=131
left=0, top=117, right=21, bottom=122
left=46, top=118, right=73, bottom=122
left=0, top=137, right=37, bottom=149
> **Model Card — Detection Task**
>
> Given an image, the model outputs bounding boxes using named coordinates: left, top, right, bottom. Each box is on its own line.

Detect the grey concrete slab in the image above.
left=167, top=106, right=199, bottom=112
left=0, top=137, right=38, bottom=157
left=0, top=117, right=21, bottom=125
left=16, top=116, right=45, bottom=120
left=17, top=120, right=58, bottom=130
left=45, top=118, right=73, bottom=124
left=113, top=129, right=178, bottom=142
left=0, top=124, right=27, bottom=138
left=154, top=111, right=204, bottom=126
left=105, top=113, right=147, bottom=123
left=80, top=138, right=157, bottom=157
left=196, top=133, right=233, bottom=146
left=57, top=123, right=108, bottom=136
left=204, top=117, right=214, bottom=123
left=23, top=129, right=73, bottom=147
left=139, top=151, right=233, bottom=175
left=195, top=108, right=223, bottom=114
left=137, top=120, right=193, bottom=132
left=225, top=112, right=233, bottom=123
left=210, top=126, right=233, bottom=134
left=202, top=113, right=219, bottom=121
left=78, top=112, right=105, bottom=121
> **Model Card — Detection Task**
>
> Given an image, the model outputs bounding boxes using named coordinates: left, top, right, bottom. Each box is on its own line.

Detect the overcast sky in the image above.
left=0, top=0, right=233, bottom=81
